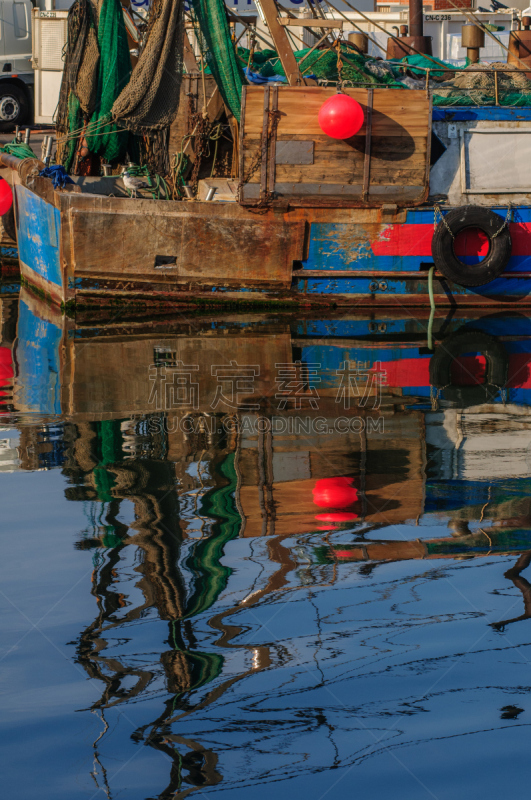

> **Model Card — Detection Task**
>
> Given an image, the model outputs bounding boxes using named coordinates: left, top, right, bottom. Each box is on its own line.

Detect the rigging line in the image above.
left=301, top=43, right=336, bottom=76
left=298, top=29, right=335, bottom=66
left=438, top=0, right=531, bottom=72
left=333, top=0, right=448, bottom=68
left=321, top=0, right=388, bottom=57
left=276, top=2, right=326, bottom=47
left=226, top=7, right=277, bottom=51
left=479, top=485, right=492, bottom=523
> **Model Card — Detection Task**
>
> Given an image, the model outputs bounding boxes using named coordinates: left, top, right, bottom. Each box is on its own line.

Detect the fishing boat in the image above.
left=5, top=0, right=531, bottom=310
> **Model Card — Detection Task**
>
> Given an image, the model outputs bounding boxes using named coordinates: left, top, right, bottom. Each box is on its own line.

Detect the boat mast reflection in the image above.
left=65, top=413, right=276, bottom=797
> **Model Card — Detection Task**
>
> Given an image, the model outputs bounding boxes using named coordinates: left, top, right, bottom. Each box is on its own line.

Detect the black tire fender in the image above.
left=431, top=205, right=511, bottom=287
left=429, top=329, right=508, bottom=405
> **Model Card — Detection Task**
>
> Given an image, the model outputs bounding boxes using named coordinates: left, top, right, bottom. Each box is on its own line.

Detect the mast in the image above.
left=256, top=0, right=306, bottom=86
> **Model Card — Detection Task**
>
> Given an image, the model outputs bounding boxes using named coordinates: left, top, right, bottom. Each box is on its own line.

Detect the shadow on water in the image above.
left=6, top=291, right=531, bottom=796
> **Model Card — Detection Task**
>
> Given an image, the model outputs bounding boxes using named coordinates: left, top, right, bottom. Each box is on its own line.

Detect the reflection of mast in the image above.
left=65, top=415, right=256, bottom=796
left=491, top=550, right=531, bottom=631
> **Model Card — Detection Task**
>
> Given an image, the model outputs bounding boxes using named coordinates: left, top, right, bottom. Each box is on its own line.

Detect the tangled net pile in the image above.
left=433, top=62, right=531, bottom=106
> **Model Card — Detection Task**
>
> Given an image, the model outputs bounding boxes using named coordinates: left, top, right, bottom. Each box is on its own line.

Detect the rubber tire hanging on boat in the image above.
left=431, top=205, right=511, bottom=287
left=429, top=329, right=508, bottom=406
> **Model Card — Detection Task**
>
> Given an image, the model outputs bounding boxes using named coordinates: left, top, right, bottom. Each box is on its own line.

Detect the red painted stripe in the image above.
left=371, top=223, right=531, bottom=258
left=379, top=353, right=531, bottom=388
left=0, top=346, right=13, bottom=397
left=0, top=347, right=13, bottom=382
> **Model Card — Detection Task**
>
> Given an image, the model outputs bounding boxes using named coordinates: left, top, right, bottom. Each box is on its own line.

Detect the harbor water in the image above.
left=3, top=292, right=531, bottom=799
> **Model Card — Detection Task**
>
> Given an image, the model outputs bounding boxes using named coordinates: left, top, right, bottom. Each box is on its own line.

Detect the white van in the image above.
left=0, top=0, right=33, bottom=129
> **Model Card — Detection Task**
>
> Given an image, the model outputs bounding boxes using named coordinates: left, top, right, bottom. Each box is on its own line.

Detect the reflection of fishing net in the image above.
left=189, top=0, right=244, bottom=120
left=433, top=63, right=531, bottom=106
left=111, top=0, right=184, bottom=133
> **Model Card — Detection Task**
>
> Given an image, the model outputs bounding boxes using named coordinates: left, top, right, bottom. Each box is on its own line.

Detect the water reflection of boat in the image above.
left=63, top=416, right=273, bottom=796
left=13, top=289, right=531, bottom=414
left=0, top=295, right=16, bottom=415
left=8, top=293, right=531, bottom=794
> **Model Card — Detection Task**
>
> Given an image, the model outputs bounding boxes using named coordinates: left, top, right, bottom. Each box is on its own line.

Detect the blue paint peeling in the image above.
left=15, top=297, right=62, bottom=414
left=16, top=186, right=62, bottom=290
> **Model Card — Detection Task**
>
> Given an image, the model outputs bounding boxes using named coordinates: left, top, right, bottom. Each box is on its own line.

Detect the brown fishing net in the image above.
left=111, top=0, right=184, bottom=133
left=434, top=62, right=531, bottom=106
left=75, top=22, right=100, bottom=115
left=55, top=0, right=98, bottom=137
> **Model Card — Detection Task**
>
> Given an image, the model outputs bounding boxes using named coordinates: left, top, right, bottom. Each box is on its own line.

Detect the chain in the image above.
left=492, top=204, right=511, bottom=238
left=189, top=111, right=211, bottom=194
left=434, top=203, right=454, bottom=240
left=238, top=108, right=281, bottom=209
left=336, top=38, right=344, bottom=89
left=434, top=203, right=511, bottom=240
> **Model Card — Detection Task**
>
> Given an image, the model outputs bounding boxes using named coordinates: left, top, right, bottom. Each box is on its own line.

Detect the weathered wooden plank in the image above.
left=243, top=136, right=427, bottom=169
left=68, top=203, right=306, bottom=287
left=244, top=87, right=429, bottom=137
left=269, top=86, right=279, bottom=190
left=240, top=86, right=430, bottom=207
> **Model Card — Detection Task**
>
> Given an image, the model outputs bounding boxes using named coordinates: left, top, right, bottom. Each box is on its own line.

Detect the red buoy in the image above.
left=0, top=177, right=13, bottom=216
left=318, top=94, right=364, bottom=140
left=312, top=477, right=358, bottom=509
left=315, top=512, right=358, bottom=522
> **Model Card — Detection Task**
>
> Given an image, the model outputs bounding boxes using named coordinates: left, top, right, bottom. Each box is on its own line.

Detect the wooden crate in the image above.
left=239, top=86, right=432, bottom=208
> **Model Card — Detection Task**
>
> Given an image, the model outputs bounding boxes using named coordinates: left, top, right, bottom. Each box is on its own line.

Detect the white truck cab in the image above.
left=0, top=0, right=33, bottom=128
left=0, top=0, right=73, bottom=129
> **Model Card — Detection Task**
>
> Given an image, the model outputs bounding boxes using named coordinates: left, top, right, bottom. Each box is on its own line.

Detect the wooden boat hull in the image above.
left=12, top=163, right=531, bottom=310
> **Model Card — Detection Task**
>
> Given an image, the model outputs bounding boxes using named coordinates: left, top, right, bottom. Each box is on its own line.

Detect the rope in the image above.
left=209, top=122, right=223, bottom=178
left=125, top=163, right=171, bottom=200
left=0, top=139, right=37, bottom=160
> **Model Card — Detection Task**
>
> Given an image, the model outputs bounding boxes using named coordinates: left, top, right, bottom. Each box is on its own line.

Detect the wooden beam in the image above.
left=268, top=86, right=279, bottom=195
left=279, top=17, right=344, bottom=28
left=362, top=88, right=373, bottom=204
left=256, top=0, right=305, bottom=86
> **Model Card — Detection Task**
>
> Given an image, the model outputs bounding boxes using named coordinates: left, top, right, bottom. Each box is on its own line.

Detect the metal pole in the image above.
left=409, top=0, right=423, bottom=39
left=44, top=136, right=53, bottom=166
left=23, top=128, right=31, bottom=145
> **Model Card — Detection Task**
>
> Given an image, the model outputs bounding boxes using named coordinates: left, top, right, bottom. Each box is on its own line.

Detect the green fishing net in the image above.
left=62, top=93, right=83, bottom=173
left=190, top=0, right=244, bottom=120
left=85, top=0, right=132, bottom=161
left=257, top=44, right=401, bottom=85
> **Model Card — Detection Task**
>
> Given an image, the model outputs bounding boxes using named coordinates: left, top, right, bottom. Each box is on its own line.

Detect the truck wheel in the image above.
left=0, top=84, right=28, bottom=131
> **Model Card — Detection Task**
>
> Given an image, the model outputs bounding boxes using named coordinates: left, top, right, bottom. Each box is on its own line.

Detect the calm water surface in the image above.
left=2, top=291, right=531, bottom=799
